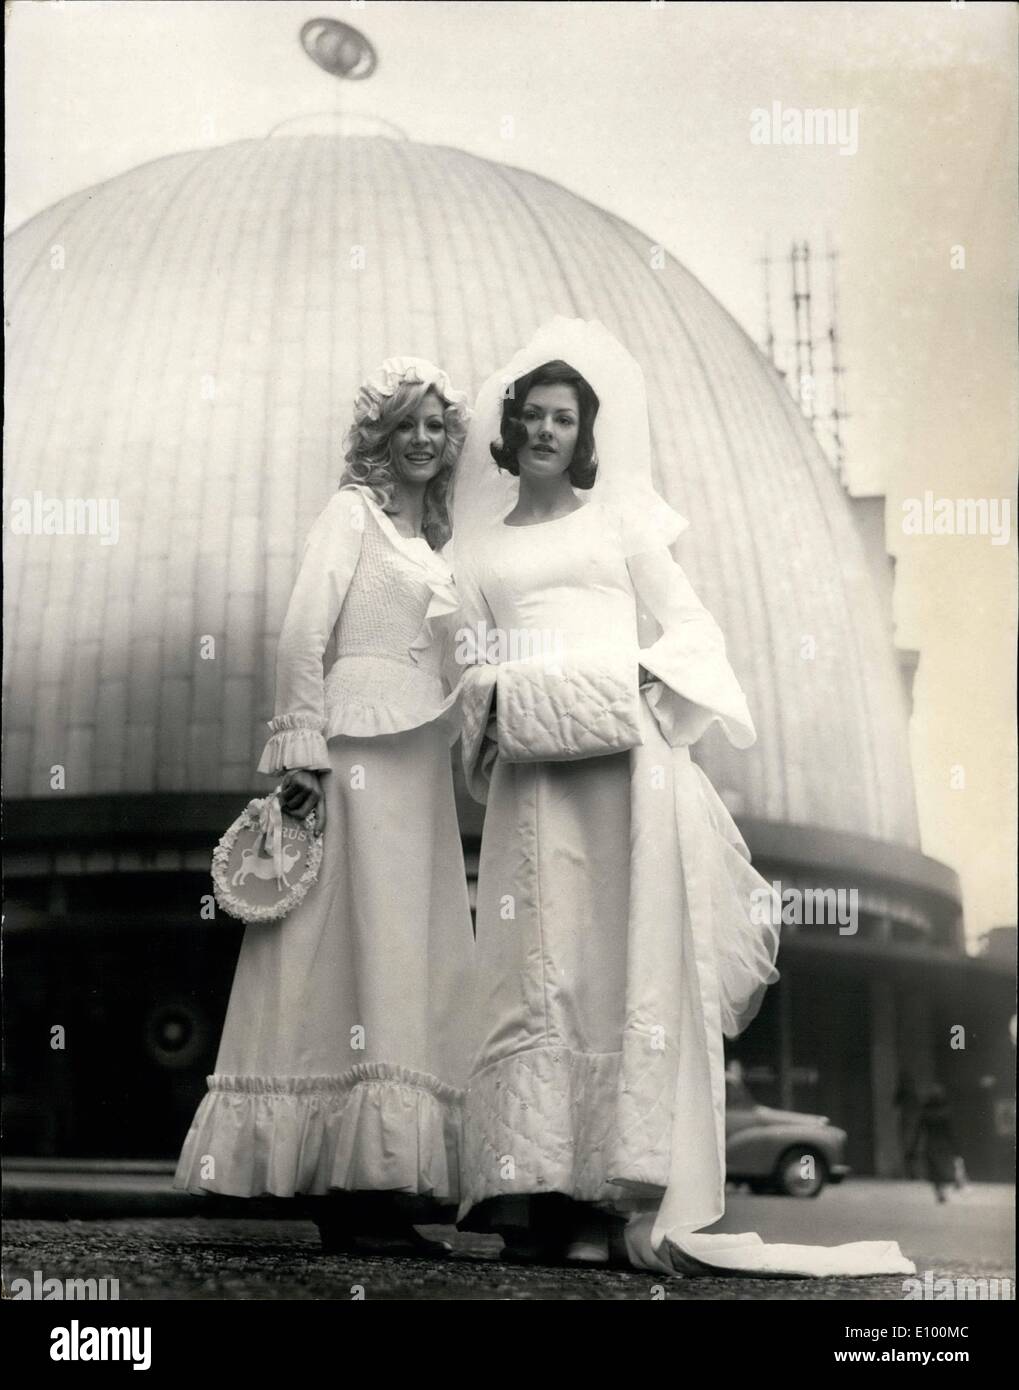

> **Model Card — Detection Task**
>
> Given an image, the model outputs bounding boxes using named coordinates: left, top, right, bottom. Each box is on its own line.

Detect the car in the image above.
left=725, top=1071, right=851, bottom=1197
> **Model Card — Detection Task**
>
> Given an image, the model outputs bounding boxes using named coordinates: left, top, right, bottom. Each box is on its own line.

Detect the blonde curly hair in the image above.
left=339, top=361, right=469, bottom=551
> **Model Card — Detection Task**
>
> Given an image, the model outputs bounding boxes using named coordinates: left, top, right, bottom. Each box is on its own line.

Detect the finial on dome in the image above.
left=299, top=18, right=377, bottom=80
left=275, top=18, right=405, bottom=140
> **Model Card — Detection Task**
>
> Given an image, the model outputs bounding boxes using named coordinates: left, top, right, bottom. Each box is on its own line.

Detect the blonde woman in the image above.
left=175, top=359, right=475, bottom=1256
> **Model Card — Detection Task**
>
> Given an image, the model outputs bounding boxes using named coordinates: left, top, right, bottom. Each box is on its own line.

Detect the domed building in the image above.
left=4, top=134, right=1012, bottom=1179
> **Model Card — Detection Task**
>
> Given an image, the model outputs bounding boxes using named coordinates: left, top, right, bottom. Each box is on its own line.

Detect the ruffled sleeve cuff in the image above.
left=257, top=713, right=331, bottom=775
left=627, top=548, right=756, bottom=750
left=640, top=632, right=757, bottom=750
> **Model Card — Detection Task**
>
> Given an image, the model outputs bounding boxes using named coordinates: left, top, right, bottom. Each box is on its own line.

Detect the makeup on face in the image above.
left=517, top=383, right=580, bottom=475
left=392, top=390, right=447, bottom=482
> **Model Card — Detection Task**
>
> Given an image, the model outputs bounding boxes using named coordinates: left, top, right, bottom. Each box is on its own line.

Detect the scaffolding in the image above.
left=759, top=236, right=849, bottom=483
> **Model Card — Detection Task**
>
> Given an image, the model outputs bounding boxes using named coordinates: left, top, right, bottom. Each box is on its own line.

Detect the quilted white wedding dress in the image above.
left=453, top=497, right=914, bottom=1279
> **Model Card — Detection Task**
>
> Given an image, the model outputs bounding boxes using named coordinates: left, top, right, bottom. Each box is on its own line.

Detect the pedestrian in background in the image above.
left=910, top=1084, right=962, bottom=1204
left=894, top=1072, right=921, bottom=1179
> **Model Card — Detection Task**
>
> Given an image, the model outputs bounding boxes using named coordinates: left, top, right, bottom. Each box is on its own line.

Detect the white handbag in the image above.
left=211, top=786, right=323, bottom=923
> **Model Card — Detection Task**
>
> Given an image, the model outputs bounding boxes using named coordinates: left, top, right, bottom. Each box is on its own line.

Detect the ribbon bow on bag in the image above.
left=252, top=787, right=287, bottom=884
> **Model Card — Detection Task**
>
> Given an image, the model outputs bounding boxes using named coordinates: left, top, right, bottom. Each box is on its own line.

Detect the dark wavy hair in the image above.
left=490, top=359, right=599, bottom=490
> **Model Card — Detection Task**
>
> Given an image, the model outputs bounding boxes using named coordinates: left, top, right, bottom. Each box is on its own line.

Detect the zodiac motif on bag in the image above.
left=212, top=788, right=323, bottom=923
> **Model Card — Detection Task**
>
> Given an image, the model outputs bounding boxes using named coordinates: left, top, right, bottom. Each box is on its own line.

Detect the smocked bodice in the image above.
left=257, top=488, right=460, bottom=775
left=331, top=511, right=443, bottom=674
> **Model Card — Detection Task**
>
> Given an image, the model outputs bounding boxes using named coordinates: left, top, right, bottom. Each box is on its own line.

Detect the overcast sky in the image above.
left=6, top=0, right=1017, bottom=941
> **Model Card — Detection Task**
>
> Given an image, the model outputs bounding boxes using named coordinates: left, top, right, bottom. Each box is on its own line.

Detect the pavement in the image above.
left=2, top=1173, right=1013, bottom=1301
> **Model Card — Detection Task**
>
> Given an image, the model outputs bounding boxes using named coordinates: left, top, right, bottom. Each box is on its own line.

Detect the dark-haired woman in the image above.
left=175, top=359, right=475, bottom=1255
left=450, top=319, right=914, bottom=1278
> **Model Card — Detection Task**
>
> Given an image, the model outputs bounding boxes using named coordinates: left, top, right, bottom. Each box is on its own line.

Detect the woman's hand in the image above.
left=279, top=769, right=328, bottom=834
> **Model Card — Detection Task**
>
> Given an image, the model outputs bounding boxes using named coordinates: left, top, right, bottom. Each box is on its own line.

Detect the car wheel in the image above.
left=775, top=1147, right=828, bottom=1198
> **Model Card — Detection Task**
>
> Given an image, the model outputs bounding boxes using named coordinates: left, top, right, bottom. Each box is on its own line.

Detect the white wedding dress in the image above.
left=175, top=486, right=475, bottom=1205
left=450, top=318, right=915, bottom=1278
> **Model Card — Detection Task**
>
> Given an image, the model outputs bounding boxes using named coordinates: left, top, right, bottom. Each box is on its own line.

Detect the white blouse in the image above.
left=257, top=486, right=460, bottom=774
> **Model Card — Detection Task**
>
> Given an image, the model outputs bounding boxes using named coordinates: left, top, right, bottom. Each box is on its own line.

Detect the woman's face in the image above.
left=390, top=390, right=447, bottom=484
left=517, top=383, right=580, bottom=479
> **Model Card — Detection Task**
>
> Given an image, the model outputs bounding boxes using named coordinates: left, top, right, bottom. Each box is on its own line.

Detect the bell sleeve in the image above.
left=257, top=488, right=366, bottom=775
left=448, top=547, right=500, bottom=804
left=627, top=547, right=756, bottom=750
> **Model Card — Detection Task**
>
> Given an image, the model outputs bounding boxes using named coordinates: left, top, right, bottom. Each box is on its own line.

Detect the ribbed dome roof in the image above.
left=3, top=135, right=918, bottom=846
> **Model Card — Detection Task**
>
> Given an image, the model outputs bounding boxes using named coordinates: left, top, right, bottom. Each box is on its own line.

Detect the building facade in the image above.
left=4, top=134, right=1013, bottom=1178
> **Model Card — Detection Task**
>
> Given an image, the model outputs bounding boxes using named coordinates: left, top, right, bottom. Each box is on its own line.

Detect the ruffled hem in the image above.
left=173, top=1065, right=464, bottom=1201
